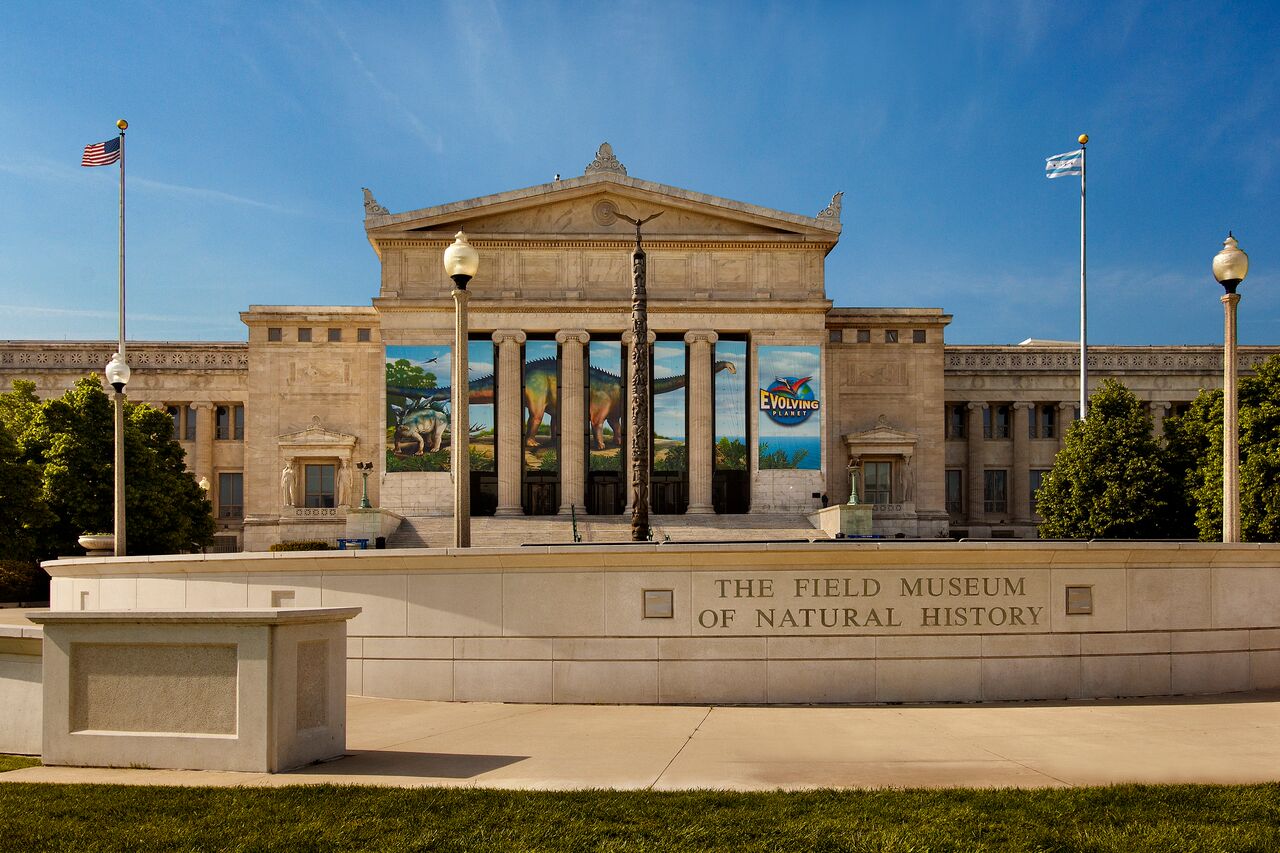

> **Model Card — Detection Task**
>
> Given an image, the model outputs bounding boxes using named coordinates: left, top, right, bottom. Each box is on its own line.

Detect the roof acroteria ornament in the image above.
left=816, top=191, right=843, bottom=224
left=362, top=188, right=390, bottom=218
left=585, top=142, right=628, bottom=176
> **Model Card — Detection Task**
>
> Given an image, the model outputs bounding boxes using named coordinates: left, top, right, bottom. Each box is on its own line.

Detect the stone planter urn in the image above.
left=77, top=534, right=114, bottom=557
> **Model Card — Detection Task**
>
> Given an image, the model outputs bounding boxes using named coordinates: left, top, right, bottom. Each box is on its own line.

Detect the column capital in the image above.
left=683, top=330, right=719, bottom=346
left=555, top=329, right=590, bottom=346
left=1058, top=401, right=1076, bottom=411
left=1150, top=400, right=1172, bottom=410
left=490, top=329, right=526, bottom=345
left=965, top=402, right=984, bottom=411
left=190, top=401, right=214, bottom=411
left=1012, top=402, right=1034, bottom=411
left=621, top=330, right=657, bottom=345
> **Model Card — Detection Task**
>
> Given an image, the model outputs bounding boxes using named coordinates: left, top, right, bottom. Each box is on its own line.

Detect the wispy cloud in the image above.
left=308, top=1, right=444, bottom=153
left=0, top=304, right=246, bottom=334
left=0, top=157, right=321, bottom=218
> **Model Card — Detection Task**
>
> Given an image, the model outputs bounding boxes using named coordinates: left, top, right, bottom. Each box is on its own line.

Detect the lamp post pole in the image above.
left=616, top=210, right=663, bottom=542
left=106, top=118, right=130, bottom=558
left=357, top=462, right=373, bottom=510
left=443, top=231, right=480, bottom=548
left=1213, top=232, right=1249, bottom=543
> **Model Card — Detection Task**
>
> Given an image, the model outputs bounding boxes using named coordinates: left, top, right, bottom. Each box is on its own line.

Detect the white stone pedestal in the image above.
left=345, top=508, right=402, bottom=544
left=809, top=504, right=874, bottom=538
left=32, top=607, right=360, bottom=772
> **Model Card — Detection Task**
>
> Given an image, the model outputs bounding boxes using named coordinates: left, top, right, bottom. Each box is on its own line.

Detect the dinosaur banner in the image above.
left=653, top=340, right=688, bottom=471
left=385, top=343, right=495, bottom=473
left=757, top=345, right=821, bottom=470
left=587, top=341, right=625, bottom=472
left=714, top=340, right=748, bottom=470
left=523, top=340, right=559, bottom=472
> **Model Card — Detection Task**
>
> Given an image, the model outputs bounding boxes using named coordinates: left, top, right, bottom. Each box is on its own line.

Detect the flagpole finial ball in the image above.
left=116, top=119, right=128, bottom=131
left=1078, top=133, right=1088, bottom=145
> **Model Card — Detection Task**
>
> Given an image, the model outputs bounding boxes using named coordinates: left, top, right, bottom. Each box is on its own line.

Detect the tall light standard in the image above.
left=443, top=230, right=479, bottom=548
left=105, top=353, right=130, bottom=556
left=1213, top=232, right=1249, bottom=543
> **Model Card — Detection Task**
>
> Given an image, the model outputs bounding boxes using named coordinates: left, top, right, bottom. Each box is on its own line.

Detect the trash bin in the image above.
left=375, top=536, right=386, bottom=549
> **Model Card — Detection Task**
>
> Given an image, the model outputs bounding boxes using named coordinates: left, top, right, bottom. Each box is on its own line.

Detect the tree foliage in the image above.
left=0, top=376, right=215, bottom=561
left=1164, top=354, right=1280, bottom=541
left=1036, top=380, right=1176, bottom=539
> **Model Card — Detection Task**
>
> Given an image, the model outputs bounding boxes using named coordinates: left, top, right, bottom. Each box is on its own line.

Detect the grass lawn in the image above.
left=1, top=783, right=1279, bottom=851
left=0, top=755, right=38, bottom=773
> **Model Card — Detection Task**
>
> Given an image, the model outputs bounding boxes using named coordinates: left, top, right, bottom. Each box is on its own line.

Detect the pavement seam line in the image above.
left=971, top=741, right=1073, bottom=787
left=648, top=706, right=713, bottom=790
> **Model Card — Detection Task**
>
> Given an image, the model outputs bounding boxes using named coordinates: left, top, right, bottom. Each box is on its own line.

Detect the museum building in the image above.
left=3, top=145, right=1275, bottom=551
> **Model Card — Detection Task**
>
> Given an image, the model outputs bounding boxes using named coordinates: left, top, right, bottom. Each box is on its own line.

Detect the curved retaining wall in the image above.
left=43, top=542, right=1280, bottom=704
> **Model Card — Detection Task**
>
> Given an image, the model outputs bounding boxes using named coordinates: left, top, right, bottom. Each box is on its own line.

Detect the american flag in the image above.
left=81, top=137, right=121, bottom=167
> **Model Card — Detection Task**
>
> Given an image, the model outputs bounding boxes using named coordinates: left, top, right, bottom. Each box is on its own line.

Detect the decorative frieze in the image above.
left=945, top=347, right=1279, bottom=374
left=0, top=344, right=248, bottom=371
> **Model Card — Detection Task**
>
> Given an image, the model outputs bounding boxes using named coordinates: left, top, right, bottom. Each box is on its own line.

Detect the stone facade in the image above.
left=3, top=148, right=1276, bottom=549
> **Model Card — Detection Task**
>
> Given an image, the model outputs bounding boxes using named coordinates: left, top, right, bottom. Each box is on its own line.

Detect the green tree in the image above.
left=385, top=359, right=438, bottom=390
left=1164, top=354, right=1280, bottom=541
left=715, top=437, right=748, bottom=471
left=1036, top=379, right=1176, bottom=539
left=0, top=418, right=52, bottom=563
left=18, top=376, right=215, bottom=557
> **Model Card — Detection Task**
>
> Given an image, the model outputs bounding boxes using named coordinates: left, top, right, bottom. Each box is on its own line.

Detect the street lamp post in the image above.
left=356, top=461, right=373, bottom=510
left=105, top=353, right=130, bottom=556
left=443, top=231, right=480, bottom=548
left=1213, top=232, right=1249, bottom=543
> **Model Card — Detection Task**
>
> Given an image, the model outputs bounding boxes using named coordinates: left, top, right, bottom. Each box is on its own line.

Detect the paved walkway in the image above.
left=5, top=690, right=1280, bottom=790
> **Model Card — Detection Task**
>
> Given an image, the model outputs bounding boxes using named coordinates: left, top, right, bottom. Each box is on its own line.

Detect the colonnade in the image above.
left=487, top=329, right=721, bottom=517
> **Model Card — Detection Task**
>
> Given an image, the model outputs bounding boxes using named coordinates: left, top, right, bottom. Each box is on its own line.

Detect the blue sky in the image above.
left=2, top=1, right=1277, bottom=345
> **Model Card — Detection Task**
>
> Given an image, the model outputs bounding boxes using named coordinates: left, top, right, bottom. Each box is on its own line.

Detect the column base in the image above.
left=686, top=503, right=715, bottom=515
left=494, top=505, right=524, bottom=517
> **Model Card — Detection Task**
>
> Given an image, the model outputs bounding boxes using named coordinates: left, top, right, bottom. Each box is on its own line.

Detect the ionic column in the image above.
left=684, top=330, right=718, bottom=514
left=622, top=329, right=657, bottom=514
left=191, top=402, right=215, bottom=483
left=1011, top=402, right=1032, bottom=523
left=491, top=330, right=526, bottom=516
left=966, top=403, right=985, bottom=525
left=1150, top=401, right=1170, bottom=443
left=556, top=330, right=589, bottom=515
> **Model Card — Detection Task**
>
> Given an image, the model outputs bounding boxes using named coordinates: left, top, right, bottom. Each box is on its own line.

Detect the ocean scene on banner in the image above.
left=385, top=343, right=495, bottom=473
left=653, top=341, right=687, bottom=470
left=588, top=341, right=625, bottom=472
left=757, top=344, right=821, bottom=470
left=523, top=340, right=559, bottom=471
left=714, top=340, right=747, bottom=470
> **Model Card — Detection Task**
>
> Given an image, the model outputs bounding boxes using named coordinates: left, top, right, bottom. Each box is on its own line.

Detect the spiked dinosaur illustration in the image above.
left=388, top=358, right=737, bottom=453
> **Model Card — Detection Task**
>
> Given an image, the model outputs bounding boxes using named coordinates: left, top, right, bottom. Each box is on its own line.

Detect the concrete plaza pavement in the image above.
left=5, top=690, right=1280, bottom=790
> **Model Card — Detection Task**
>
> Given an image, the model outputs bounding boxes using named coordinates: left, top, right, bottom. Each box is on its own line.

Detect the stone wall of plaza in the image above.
left=39, top=543, right=1280, bottom=704
left=945, top=344, right=1280, bottom=539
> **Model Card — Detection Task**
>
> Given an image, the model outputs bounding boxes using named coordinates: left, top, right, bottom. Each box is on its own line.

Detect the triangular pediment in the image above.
left=365, top=172, right=841, bottom=243
left=277, top=422, right=358, bottom=449
left=843, top=417, right=919, bottom=456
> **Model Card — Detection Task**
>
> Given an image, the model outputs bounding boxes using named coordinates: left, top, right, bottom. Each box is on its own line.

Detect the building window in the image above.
left=945, top=469, right=963, bottom=514
left=1029, top=404, right=1057, bottom=439
left=984, top=470, right=1008, bottom=514
left=1171, top=402, right=1191, bottom=418
left=218, top=472, right=244, bottom=519
left=1030, top=469, right=1049, bottom=516
left=166, top=406, right=183, bottom=441
left=304, top=464, right=335, bottom=508
left=864, top=461, right=892, bottom=506
left=215, top=405, right=244, bottom=440
left=829, top=329, right=843, bottom=343
left=983, top=405, right=1010, bottom=439
left=946, top=404, right=966, bottom=439
left=357, top=328, right=371, bottom=342
left=184, top=407, right=196, bottom=442
left=912, top=329, right=927, bottom=343
left=884, top=330, right=898, bottom=344
left=298, top=328, right=312, bottom=343
left=856, top=329, right=871, bottom=343
left=328, top=328, right=342, bottom=342
left=267, top=327, right=282, bottom=342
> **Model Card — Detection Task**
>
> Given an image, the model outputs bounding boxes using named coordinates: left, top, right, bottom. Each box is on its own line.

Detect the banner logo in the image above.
left=759, top=375, right=820, bottom=425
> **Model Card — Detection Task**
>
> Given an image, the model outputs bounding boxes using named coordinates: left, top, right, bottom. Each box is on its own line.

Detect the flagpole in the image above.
left=114, top=119, right=128, bottom=557
left=1078, top=133, right=1088, bottom=420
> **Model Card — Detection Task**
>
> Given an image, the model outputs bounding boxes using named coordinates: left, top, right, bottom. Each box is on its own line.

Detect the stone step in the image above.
left=384, top=513, right=824, bottom=549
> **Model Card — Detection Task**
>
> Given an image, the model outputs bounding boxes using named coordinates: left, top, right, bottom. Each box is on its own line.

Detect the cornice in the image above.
left=371, top=237, right=835, bottom=251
